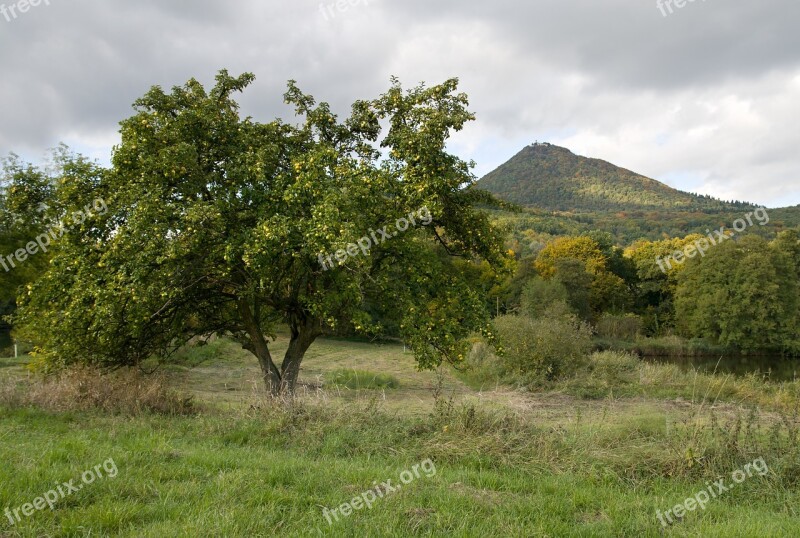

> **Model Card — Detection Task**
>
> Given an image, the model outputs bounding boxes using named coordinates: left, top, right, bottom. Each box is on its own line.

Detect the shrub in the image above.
left=559, top=350, right=640, bottom=399
left=685, top=337, right=727, bottom=356
left=493, top=313, right=592, bottom=383
left=520, top=277, right=571, bottom=319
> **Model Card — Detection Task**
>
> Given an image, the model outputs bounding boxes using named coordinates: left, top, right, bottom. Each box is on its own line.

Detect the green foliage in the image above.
left=675, top=235, right=800, bottom=354
left=594, top=313, right=642, bottom=340
left=595, top=334, right=733, bottom=358
left=0, top=154, right=58, bottom=305
left=493, top=313, right=592, bottom=383
left=0, top=329, right=11, bottom=354
left=496, top=205, right=797, bottom=248
left=13, top=71, right=508, bottom=392
left=519, top=277, right=570, bottom=318
left=773, top=229, right=800, bottom=279
left=568, top=350, right=641, bottom=398
left=326, top=369, right=400, bottom=390
left=588, top=270, right=631, bottom=314
left=551, top=257, right=593, bottom=320
left=534, top=235, right=608, bottom=277
left=770, top=205, right=800, bottom=228
left=624, top=234, right=710, bottom=335
left=531, top=235, right=633, bottom=320
left=587, top=350, right=640, bottom=382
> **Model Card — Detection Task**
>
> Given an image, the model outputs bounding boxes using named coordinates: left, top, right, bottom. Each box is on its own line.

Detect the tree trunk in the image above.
left=237, top=298, right=282, bottom=395
left=280, top=321, right=320, bottom=394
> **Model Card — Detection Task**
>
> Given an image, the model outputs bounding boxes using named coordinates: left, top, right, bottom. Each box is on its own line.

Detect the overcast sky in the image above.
left=1, top=0, right=798, bottom=207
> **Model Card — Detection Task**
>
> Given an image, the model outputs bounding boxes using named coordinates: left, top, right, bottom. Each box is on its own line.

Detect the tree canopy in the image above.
left=14, top=71, right=507, bottom=394
left=674, top=234, right=800, bottom=354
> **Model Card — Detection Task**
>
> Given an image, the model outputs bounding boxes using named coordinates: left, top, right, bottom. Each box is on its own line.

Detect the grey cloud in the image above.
left=0, top=0, right=797, bottom=206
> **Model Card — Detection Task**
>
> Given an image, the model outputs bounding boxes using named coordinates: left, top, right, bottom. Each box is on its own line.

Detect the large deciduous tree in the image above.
left=15, top=71, right=506, bottom=394
left=533, top=235, right=630, bottom=319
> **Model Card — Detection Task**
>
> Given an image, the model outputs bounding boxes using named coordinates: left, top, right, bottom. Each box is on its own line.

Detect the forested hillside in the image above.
left=476, top=143, right=754, bottom=212
left=477, top=143, right=800, bottom=246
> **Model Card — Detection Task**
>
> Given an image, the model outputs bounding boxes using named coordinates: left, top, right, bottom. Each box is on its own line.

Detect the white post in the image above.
left=14, top=340, right=18, bottom=358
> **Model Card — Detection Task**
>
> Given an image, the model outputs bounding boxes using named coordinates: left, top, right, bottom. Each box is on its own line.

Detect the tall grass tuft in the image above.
left=326, top=369, right=400, bottom=390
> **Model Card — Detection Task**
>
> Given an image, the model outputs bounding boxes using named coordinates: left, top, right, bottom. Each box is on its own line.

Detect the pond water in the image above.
left=643, top=354, right=800, bottom=382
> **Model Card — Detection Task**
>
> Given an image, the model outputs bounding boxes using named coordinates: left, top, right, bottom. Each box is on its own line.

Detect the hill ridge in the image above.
left=476, top=143, right=754, bottom=213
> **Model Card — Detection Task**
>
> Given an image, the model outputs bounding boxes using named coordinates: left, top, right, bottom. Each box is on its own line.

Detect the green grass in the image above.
left=2, top=338, right=800, bottom=536
left=1, top=402, right=799, bottom=536
left=461, top=347, right=800, bottom=413
left=326, top=369, right=400, bottom=390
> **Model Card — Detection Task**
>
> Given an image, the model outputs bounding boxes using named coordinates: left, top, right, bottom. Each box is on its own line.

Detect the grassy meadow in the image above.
left=1, top=334, right=800, bottom=537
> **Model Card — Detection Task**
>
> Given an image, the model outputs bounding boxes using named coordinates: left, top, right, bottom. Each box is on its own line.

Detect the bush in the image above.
left=520, top=277, right=571, bottom=319
left=685, top=337, right=726, bottom=356
left=462, top=340, right=504, bottom=388
left=595, top=333, right=730, bottom=357
left=493, top=313, right=593, bottom=383
left=326, top=369, right=400, bottom=390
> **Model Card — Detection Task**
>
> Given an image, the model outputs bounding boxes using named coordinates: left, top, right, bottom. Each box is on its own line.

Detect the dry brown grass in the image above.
left=0, top=365, right=196, bottom=415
